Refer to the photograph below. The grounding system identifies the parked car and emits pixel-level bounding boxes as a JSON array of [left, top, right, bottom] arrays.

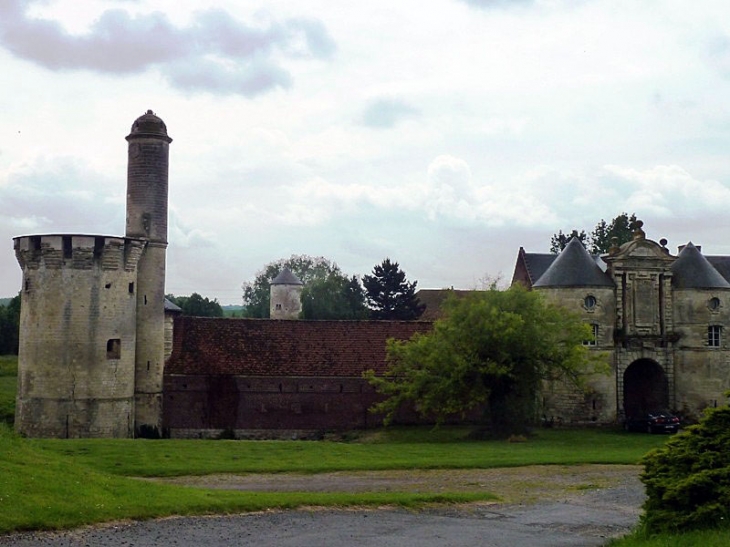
[[624, 410, 680, 434]]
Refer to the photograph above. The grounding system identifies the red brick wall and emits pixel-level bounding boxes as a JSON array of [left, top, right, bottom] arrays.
[[163, 317, 433, 434]]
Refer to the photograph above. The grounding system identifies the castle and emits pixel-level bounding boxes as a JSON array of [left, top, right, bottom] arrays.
[[13, 113, 730, 438], [513, 228, 730, 424]]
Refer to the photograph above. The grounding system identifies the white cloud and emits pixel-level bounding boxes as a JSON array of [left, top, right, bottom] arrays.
[[361, 98, 420, 128]]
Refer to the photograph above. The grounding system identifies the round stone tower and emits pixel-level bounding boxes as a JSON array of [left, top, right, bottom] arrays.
[[126, 110, 172, 437], [270, 269, 304, 319]]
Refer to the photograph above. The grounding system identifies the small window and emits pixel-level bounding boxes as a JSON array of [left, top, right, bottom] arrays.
[[708, 326, 722, 348], [128, 282, 134, 294], [584, 295, 597, 310], [709, 297, 721, 311], [275, 303, 282, 310], [62, 236, 72, 260], [106, 339, 121, 359], [583, 324, 599, 346]]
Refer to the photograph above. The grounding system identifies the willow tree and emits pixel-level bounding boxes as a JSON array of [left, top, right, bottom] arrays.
[[366, 286, 605, 436]]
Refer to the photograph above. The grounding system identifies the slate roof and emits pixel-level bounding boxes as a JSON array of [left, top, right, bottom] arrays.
[[271, 268, 303, 285], [164, 298, 182, 313], [671, 243, 730, 289], [706, 256, 730, 284], [533, 237, 614, 288], [166, 316, 432, 377]]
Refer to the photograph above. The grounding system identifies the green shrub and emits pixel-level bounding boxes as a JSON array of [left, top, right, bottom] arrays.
[[640, 405, 730, 533]]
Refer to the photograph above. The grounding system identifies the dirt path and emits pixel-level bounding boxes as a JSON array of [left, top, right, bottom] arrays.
[[150, 463, 642, 505], [1, 465, 645, 547]]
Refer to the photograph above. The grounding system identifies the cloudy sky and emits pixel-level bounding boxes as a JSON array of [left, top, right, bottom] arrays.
[[2, 0, 730, 304]]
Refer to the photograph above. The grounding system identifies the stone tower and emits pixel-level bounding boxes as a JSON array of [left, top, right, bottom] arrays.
[[13, 235, 145, 437], [125, 110, 172, 437], [12, 110, 171, 438], [270, 269, 303, 319]]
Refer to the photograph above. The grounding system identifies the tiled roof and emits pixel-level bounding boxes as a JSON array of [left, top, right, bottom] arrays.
[[672, 243, 730, 289], [166, 317, 432, 377], [271, 268, 304, 285], [533, 237, 614, 288], [164, 298, 182, 313], [706, 256, 730, 284], [415, 289, 472, 320]]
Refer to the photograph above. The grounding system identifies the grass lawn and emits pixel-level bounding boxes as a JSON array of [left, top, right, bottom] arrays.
[[608, 528, 730, 547], [0, 355, 16, 425], [1, 422, 669, 536], [31, 427, 669, 477]]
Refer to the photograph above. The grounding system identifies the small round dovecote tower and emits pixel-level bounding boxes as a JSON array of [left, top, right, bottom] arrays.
[[126, 110, 172, 437], [270, 269, 303, 319], [12, 110, 172, 438]]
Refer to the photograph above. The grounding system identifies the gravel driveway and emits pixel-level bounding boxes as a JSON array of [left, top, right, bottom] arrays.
[[0, 465, 644, 547]]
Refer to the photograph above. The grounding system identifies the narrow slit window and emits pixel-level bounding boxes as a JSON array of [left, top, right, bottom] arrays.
[[62, 236, 72, 260]]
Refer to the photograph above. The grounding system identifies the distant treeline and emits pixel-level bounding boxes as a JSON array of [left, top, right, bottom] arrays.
[[0, 295, 20, 355]]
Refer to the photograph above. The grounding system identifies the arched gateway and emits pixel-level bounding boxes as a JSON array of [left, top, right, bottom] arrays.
[[623, 359, 669, 418]]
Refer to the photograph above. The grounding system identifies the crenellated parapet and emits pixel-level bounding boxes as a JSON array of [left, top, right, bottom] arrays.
[[14, 234, 146, 272]]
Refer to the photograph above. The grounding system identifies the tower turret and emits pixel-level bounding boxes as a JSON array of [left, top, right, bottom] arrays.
[[126, 110, 172, 437], [270, 269, 304, 319]]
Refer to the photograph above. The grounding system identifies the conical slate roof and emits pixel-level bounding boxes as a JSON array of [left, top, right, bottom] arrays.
[[533, 237, 614, 288], [271, 268, 303, 286], [671, 242, 730, 289]]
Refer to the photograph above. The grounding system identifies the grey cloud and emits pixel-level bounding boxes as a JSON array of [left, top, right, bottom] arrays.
[[0, 0, 335, 96], [361, 98, 419, 128], [163, 57, 293, 96]]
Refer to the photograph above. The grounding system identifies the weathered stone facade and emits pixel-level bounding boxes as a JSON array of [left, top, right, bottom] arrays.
[[513, 224, 730, 424], [13, 111, 172, 438], [269, 269, 303, 319]]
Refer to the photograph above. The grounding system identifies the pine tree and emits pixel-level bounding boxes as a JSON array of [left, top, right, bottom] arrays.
[[363, 259, 425, 320]]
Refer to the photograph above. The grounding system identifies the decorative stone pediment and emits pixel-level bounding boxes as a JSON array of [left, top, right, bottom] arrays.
[[602, 220, 674, 273]]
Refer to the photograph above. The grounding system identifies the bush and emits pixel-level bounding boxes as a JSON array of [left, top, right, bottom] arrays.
[[640, 404, 730, 533]]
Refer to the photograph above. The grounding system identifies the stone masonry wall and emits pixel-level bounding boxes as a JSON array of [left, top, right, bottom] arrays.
[[14, 234, 144, 437], [535, 286, 616, 423], [672, 287, 730, 420]]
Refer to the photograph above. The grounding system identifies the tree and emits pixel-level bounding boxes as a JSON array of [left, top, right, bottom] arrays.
[[301, 274, 369, 320], [242, 255, 366, 319], [589, 212, 637, 254], [550, 213, 637, 254], [365, 287, 604, 436], [362, 259, 425, 320], [641, 402, 730, 533], [166, 293, 223, 317], [550, 229, 588, 254], [0, 294, 20, 355]]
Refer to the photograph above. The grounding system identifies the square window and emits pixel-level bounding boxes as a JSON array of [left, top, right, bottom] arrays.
[[708, 326, 722, 348], [583, 324, 598, 346]]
